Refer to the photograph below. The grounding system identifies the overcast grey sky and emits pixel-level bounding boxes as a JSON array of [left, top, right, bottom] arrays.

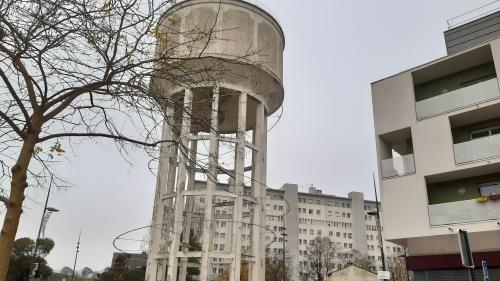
[[6, 0, 495, 272]]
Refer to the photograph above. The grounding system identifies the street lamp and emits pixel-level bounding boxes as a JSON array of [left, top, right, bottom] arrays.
[[368, 174, 386, 272], [31, 176, 59, 279]]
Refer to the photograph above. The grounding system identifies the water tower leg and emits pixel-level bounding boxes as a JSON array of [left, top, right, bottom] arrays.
[[251, 100, 266, 281], [146, 105, 175, 281], [199, 87, 220, 281], [230, 92, 247, 281], [167, 89, 193, 281], [179, 138, 198, 281]]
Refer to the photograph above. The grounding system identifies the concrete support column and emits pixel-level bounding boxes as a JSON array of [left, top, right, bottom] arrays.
[[167, 89, 193, 281], [200, 86, 220, 281], [250, 101, 266, 281], [146, 105, 176, 281], [230, 92, 247, 281], [179, 137, 198, 281]]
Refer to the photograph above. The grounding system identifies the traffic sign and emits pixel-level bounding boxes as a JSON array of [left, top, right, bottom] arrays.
[[377, 271, 391, 280], [482, 260, 489, 281]]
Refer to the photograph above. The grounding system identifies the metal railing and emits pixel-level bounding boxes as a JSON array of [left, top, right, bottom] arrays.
[[380, 154, 415, 179], [454, 133, 500, 164], [447, 0, 500, 29], [416, 78, 500, 120]]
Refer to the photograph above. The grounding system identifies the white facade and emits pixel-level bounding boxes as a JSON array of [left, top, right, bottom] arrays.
[[372, 34, 500, 279], [264, 185, 404, 278]]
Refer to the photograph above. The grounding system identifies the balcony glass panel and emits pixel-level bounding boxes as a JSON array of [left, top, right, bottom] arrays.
[[416, 78, 500, 119], [428, 199, 500, 225], [381, 154, 415, 178], [454, 133, 500, 164]]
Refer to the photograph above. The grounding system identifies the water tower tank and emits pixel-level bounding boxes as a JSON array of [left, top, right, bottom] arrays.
[[147, 1, 284, 281]]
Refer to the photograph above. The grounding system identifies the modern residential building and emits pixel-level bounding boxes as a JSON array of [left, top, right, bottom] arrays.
[[372, 8, 500, 281], [198, 181, 404, 281]]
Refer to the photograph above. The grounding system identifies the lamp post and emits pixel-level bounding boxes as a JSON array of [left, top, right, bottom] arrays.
[[71, 230, 82, 281], [367, 174, 386, 272], [31, 176, 59, 279]]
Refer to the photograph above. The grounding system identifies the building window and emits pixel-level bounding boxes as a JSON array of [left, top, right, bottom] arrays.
[[479, 182, 500, 196], [317, 230, 322, 236], [310, 229, 314, 235], [309, 209, 313, 214], [316, 210, 321, 215]]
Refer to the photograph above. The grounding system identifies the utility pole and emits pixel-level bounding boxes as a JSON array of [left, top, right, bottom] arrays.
[[368, 174, 386, 271], [71, 230, 82, 281], [30, 175, 54, 280]]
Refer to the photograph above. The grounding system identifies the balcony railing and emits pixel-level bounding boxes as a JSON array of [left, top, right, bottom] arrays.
[[416, 78, 500, 119], [381, 154, 415, 179], [428, 198, 500, 225], [454, 133, 500, 164]]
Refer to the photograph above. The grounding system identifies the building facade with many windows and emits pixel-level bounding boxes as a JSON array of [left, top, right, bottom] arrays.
[[201, 181, 403, 280], [372, 10, 500, 281], [264, 184, 403, 280]]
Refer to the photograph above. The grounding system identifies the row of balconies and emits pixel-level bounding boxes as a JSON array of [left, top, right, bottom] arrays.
[[382, 75, 500, 178], [381, 128, 500, 178], [380, 54, 500, 226]]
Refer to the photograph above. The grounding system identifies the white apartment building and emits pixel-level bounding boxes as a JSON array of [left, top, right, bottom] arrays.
[[372, 9, 500, 281], [199, 181, 404, 280], [265, 184, 403, 280]]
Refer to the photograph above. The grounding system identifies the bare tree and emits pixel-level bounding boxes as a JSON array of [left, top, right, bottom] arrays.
[[265, 250, 291, 281], [386, 255, 411, 281], [0, 0, 253, 278], [297, 260, 311, 281], [350, 249, 375, 272], [304, 236, 340, 281]]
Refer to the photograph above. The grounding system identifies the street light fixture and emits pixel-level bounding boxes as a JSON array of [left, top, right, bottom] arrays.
[[31, 176, 60, 279]]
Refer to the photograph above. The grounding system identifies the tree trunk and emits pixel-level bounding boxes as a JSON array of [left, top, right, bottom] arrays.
[[0, 132, 38, 281]]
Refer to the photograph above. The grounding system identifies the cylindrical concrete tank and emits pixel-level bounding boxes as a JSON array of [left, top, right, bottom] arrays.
[[153, 0, 284, 132], [147, 1, 284, 281]]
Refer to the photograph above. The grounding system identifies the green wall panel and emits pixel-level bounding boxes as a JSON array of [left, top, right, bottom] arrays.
[[414, 62, 496, 102], [452, 117, 500, 144], [427, 173, 500, 205]]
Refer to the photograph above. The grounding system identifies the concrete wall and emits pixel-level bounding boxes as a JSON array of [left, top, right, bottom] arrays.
[[281, 184, 299, 281], [325, 266, 378, 281], [348, 192, 368, 256]]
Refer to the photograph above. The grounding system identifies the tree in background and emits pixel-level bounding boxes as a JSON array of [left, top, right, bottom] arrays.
[[304, 236, 340, 281], [7, 237, 54, 281], [217, 266, 248, 281], [350, 249, 375, 272], [0, 0, 256, 278], [386, 255, 412, 281], [297, 260, 311, 281], [100, 254, 145, 281], [265, 250, 291, 281]]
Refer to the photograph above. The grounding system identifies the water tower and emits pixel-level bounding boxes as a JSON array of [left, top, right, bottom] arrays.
[[146, 1, 284, 281]]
